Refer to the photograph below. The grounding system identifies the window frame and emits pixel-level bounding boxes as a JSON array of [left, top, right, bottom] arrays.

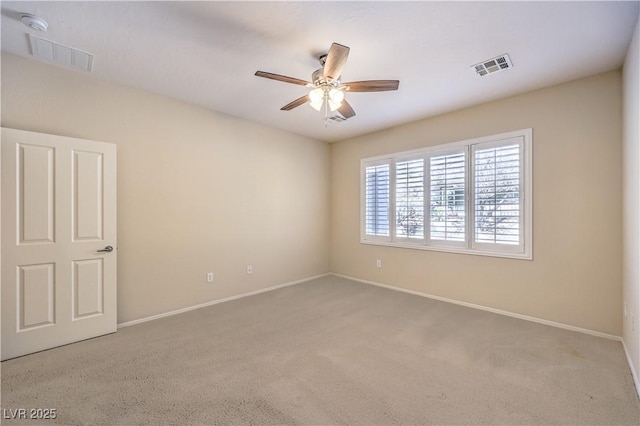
[[470, 137, 526, 255], [360, 129, 532, 260]]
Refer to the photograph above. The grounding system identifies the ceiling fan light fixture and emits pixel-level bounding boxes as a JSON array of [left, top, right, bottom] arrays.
[[309, 87, 324, 102], [327, 87, 344, 111], [309, 87, 325, 110], [328, 98, 342, 111], [309, 99, 323, 111], [329, 88, 344, 104], [309, 87, 326, 111], [328, 88, 344, 111]]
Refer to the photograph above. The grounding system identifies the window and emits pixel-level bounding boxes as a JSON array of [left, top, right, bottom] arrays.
[[364, 162, 390, 238], [472, 142, 522, 252], [395, 158, 424, 240], [361, 129, 532, 259], [429, 151, 465, 246]]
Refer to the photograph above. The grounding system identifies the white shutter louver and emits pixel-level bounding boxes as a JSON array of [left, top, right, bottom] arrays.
[[430, 152, 466, 242], [474, 143, 521, 246], [395, 158, 424, 239], [365, 163, 390, 237]]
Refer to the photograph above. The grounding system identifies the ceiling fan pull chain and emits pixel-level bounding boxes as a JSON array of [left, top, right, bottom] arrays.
[[324, 91, 329, 127]]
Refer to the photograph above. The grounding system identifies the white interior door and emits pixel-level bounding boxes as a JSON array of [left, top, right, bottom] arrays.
[[1, 127, 117, 360]]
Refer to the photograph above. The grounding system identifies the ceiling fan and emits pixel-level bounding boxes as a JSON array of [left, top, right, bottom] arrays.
[[255, 42, 399, 121]]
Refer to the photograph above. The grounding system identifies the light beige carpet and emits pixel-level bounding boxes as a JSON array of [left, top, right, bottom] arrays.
[[2, 275, 639, 425]]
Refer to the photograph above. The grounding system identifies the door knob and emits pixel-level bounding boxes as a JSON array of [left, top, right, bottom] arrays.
[[97, 245, 114, 253]]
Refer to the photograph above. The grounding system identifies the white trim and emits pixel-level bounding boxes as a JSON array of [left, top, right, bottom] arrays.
[[362, 128, 531, 164], [117, 273, 330, 328], [622, 338, 640, 399], [361, 239, 533, 260], [332, 273, 621, 341]]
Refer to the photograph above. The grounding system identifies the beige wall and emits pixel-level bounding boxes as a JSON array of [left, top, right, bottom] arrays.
[[623, 15, 640, 384], [1, 53, 331, 324], [1, 52, 627, 337], [331, 71, 623, 335]]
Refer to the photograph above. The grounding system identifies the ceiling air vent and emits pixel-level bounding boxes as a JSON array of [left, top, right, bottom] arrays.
[[28, 34, 93, 72], [472, 54, 512, 77], [328, 113, 347, 122]]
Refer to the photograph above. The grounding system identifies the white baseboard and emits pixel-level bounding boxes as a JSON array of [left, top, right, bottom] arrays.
[[332, 273, 622, 342], [622, 338, 640, 399], [118, 273, 330, 329]]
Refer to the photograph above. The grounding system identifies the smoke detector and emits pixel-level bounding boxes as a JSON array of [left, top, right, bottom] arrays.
[[21, 14, 48, 32], [472, 54, 513, 77]]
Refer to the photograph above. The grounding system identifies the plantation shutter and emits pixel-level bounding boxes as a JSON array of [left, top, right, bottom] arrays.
[[360, 129, 531, 259], [364, 163, 390, 237], [429, 151, 466, 244], [395, 158, 424, 239], [473, 140, 522, 248]]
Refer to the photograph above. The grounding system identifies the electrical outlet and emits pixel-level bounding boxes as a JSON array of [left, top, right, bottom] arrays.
[[624, 302, 627, 318], [632, 313, 635, 332], [207, 272, 214, 283], [376, 259, 382, 268], [247, 265, 253, 275]]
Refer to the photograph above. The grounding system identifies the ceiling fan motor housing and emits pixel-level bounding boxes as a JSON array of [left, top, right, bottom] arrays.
[[312, 68, 342, 88], [312, 68, 324, 85]]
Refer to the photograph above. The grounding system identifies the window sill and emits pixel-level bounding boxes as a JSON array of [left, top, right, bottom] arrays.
[[360, 239, 532, 261]]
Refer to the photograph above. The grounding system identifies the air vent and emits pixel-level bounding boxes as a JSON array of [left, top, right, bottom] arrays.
[[328, 113, 347, 122], [471, 54, 512, 77], [28, 34, 93, 72]]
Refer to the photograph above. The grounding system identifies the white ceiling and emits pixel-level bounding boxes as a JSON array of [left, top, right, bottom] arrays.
[[1, 1, 638, 142]]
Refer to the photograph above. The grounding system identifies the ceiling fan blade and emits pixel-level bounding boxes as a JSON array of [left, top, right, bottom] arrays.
[[255, 71, 312, 87], [323, 43, 350, 82], [342, 80, 400, 92], [281, 95, 310, 111], [338, 99, 356, 119]]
